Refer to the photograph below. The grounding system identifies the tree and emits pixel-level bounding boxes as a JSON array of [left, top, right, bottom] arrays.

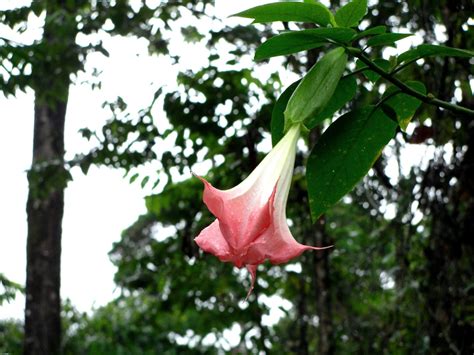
[[0, 1, 197, 352]]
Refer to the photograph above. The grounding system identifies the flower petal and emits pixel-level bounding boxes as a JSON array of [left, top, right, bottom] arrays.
[[251, 222, 332, 265], [196, 175, 274, 253], [194, 219, 234, 263]]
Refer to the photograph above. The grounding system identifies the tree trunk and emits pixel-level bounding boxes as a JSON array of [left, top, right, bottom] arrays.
[[23, 4, 72, 353], [24, 96, 68, 355]]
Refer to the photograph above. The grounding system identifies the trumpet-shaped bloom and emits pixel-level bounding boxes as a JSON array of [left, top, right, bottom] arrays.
[[195, 125, 330, 298]]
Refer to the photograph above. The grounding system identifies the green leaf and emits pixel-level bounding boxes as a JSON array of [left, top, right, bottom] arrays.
[[285, 47, 347, 127], [384, 81, 426, 130], [129, 173, 139, 184], [255, 28, 356, 61], [335, 0, 368, 28], [352, 25, 386, 40], [141, 176, 150, 188], [355, 58, 391, 82], [256, 37, 324, 62], [307, 107, 397, 220], [306, 75, 357, 129], [271, 80, 300, 146], [234, 2, 332, 26], [397, 44, 474, 64], [366, 33, 412, 47]]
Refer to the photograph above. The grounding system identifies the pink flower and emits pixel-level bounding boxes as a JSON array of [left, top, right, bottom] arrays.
[[195, 125, 331, 298]]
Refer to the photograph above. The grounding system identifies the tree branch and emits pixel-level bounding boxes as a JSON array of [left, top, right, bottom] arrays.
[[346, 47, 474, 117]]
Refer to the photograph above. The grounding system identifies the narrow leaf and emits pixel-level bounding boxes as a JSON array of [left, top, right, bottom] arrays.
[[307, 107, 397, 220], [141, 176, 150, 188], [256, 36, 324, 62], [129, 173, 139, 184], [285, 47, 348, 127], [256, 28, 356, 61], [306, 75, 357, 129], [366, 33, 412, 47], [234, 2, 332, 26], [335, 0, 368, 28], [397, 44, 474, 64], [271, 80, 300, 146], [352, 25, 386, 40], [384, 81, 426, 130]]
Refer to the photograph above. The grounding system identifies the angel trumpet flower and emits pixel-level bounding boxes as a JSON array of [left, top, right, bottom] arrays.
[[195, 124, 331, 298]]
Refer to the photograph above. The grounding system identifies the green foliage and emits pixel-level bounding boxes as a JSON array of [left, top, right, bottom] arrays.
[[246, 0, 472, 220], [272, 75, 356, 144], [305, 75, 357, 129], [397, 44, 474, 64], [145, 179, 203, 225], [75, 96, 160, 174], [355, 58, 392, 82], [234, 2, 333, 26], [27, 164, 72, 200], [285, 47, 347, 127], [255, 27, 356, 61], [334, 0, 367, 28], [366, 33, 412, 48], [0, 274, 23, 306], [307, 107, 397, 220], [352, 25, 386, 40], [0, 319, 23, 353], [383, 81, 426, 130]]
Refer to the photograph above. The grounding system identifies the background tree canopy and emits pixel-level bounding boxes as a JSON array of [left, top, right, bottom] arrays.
[[1, 0, 473, 354]]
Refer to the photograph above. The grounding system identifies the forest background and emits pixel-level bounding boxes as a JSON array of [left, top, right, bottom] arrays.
[[1, 0, 473, 353]]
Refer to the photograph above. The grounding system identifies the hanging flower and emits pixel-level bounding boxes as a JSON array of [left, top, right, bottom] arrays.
[[195, 124, 331, 298]]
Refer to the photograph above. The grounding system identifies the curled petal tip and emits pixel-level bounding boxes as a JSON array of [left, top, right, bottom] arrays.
[[310, 244, 334, 250], [245, 265, 257, 301], [244, 286, 254, 302], [192, 171, 204, 181]]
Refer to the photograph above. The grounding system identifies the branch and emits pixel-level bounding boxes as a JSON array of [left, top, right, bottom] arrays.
[[346, 47, 474, 117], [390, 58, 419, 75]]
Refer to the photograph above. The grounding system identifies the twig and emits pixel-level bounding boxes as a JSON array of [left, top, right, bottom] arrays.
[[345, 47, 474, 117]]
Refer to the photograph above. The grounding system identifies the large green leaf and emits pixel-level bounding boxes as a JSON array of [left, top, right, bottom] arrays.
[[307, 107, 397, 220], [256, 28, 356, 61], [271, 80, 300, 146], [285, 47, 347, 127], [334, 0, 367, 28], [234, 2, 332, 26], [397, 44, 474, 64], [306, 75, 357, 129], [366, 33, 412, 47], [384, 81, 426, 130]]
